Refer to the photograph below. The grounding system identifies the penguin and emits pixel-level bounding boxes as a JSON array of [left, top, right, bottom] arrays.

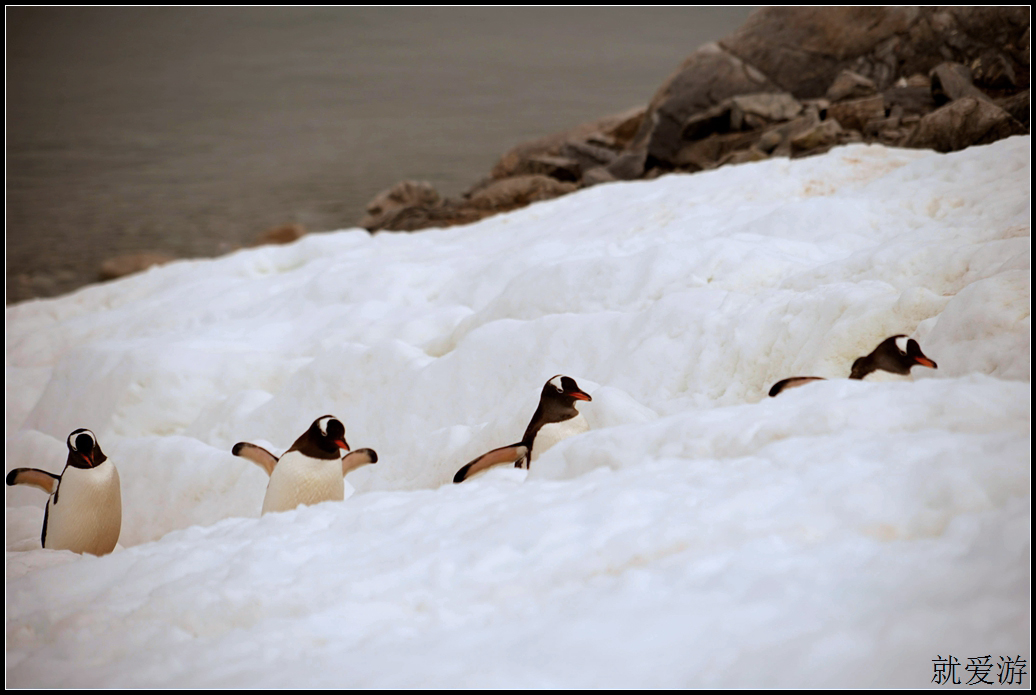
[[5, 428, 121, 555], [453, 375, 592, 483], [769, 335, 938, 396], [232, 415, 378, 515]]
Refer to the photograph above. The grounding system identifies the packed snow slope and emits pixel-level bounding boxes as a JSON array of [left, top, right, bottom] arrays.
[[6, 138, 1030, 687]]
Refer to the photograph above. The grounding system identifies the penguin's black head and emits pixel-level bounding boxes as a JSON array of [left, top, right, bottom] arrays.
[[311, 415, 350, 455], [542, 375, 593, 404], [66, 428, 107, 468]]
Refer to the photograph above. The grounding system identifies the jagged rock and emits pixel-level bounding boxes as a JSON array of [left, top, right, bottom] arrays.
[[254, 223, 305, 246], [99, 252, 176, 281], [374, 203, 487, 233], [721, 7, 918, 97], [790, 119, 843, 154], [559, 141, 618, 172], [719, 147, 770, 166], [675, 130, 761, 171], [511, 154, 582, 182], [906, 97, 1027, 152], [630, 43, 778, 167], [606, 150, 648, 181], [883, 86, 936, 116], [361, 180, 441, 230], [828, 95, 887, 132], [581, 166, 617, 186], [467, 175, 578, 212], [931, 62, 992, 105], [491, 107, 645, 180], [995, 90, 1030, 127], [971, 49, 1020, 90], [827, 70, 879, 102]]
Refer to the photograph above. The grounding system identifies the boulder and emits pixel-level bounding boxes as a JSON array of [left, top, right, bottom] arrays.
[[468, 175, 578, 212], [826, 70, 879, 102], [630, 43, 778, 167], [827, 94, 886, 132], [930, 62, 992, 105], [906, 97, 1027, 152], [360, 180, 441, 231]]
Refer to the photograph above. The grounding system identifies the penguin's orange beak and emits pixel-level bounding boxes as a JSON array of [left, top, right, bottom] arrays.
[[335, 438, 350, 452], [568, 390, 592, 401], [914, 356, 937, 369]]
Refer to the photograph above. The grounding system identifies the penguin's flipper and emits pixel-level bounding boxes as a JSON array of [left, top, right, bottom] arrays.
[[342, 448, 378, 475], [768, 376, 825, 397], [232, 442, 279, 476], [453, 444, 529, 483], [6, 467, 60, 494]]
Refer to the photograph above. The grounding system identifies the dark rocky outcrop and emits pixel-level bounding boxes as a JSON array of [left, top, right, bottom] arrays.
[[98, 252, 177, 281], [361, 6, 1029, 234]]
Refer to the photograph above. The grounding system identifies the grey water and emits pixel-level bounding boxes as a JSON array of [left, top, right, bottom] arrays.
[[7, 7, 755, 303]]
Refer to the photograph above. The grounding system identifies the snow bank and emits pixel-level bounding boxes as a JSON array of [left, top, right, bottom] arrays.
[[6, 138, 1030, 687]]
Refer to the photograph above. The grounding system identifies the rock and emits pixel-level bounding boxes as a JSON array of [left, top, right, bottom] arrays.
[[559, 141, 618, 172], [606, 150, 648, 181], [826, 70, 879, 102], [581, 166, 617, 187], [827, 94, 886, 132], [721, 7, 917, 97], [906, 97, 1027, 152], [883, 86, 936, 116], [675, 130, 762, 171], [995, 90, 1030, 127], [719, 147, 770, 166], [361, 180, 441, 230], [511, 154, 582, 182], [970, 49, 1019, 90], [253, 223, 305, 246], [631, 43, 778, 166], [930, 62, 992, 105], [467, 175, 578, 212], [374, 203, 487, 233], [491, 106, 645, 180], [99, 252, 176, 281], [790, 119, 843, 154]]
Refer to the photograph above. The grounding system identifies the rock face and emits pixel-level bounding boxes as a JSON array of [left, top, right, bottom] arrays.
[[361, 6, 1030, 234]]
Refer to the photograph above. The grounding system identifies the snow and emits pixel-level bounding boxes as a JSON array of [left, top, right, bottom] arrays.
[[6, 137, 1030, 687]]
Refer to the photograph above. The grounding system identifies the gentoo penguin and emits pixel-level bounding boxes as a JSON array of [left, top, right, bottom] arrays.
[[768, 335, 938, 396], [453, 375, 592, 483], [5, 428, 121, 555], [232, 415, 378, 515]]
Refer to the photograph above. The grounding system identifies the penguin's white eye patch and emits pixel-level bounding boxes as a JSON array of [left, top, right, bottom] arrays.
[[548, 375, 564, 391], [316, 416, 333, 436], [894, 336, 909, 354], [68, 429, 95, 452]]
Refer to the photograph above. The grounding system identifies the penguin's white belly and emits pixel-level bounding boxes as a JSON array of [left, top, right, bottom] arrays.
[[531, 413, 590, 461], [262, 451, 344, 515], [44, 461, 121, 556]]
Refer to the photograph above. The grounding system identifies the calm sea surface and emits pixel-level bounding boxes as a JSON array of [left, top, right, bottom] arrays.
[[7, 7, 754, 303]]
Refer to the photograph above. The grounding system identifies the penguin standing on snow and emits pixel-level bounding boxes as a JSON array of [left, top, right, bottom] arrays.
[[768, 335, 938, 396], [6, 428, 122, 555], [232, 415, 378, 515], [453, 375, 592, 483]]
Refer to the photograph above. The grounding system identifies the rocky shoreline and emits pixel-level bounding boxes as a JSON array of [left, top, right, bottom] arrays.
[[360, 7, 1029, 234], [77, 7, 1031, 285]]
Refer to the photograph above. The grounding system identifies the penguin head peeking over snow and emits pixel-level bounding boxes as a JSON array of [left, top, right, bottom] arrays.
[[453, 375, 593, 483], [769, 335, 938, 396], [848, 335, 938, 380]]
